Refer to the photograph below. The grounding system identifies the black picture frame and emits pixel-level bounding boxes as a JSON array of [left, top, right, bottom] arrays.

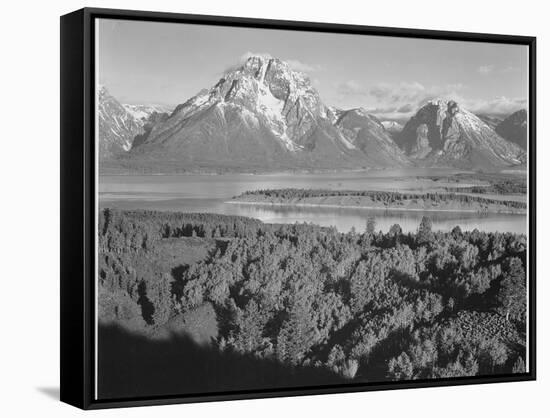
[[60, 7, 536, 410]]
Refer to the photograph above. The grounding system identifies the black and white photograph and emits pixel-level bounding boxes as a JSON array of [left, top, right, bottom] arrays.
[[94, 16, 531, 400], [2, 0, 548, 415]]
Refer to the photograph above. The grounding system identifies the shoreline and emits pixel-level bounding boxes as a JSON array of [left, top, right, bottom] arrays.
[[226, 199, 526, 215], [98, 167, 473, 177]]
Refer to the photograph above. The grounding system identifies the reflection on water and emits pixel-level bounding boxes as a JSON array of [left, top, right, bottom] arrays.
[[99, 172, 527, 234], [99, 197, 526, 234], [99, 169, 467, 198]]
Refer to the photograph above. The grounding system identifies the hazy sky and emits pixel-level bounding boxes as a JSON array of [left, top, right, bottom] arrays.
[[97, 18, 528, 120]]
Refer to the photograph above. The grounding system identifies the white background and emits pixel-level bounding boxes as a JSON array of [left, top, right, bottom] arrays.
[[0, 0, 546, 416]]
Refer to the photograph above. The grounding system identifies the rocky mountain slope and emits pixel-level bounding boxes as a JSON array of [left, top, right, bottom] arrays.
[[395, 100, 525, 169], [127, 55, 410, 171], [495, 109, 528, 150], [334, 109, 410, 166], [476, 114, 504, 130], [98, 86, 144, 160]]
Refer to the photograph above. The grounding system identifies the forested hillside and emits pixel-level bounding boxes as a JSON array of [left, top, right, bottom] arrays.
[[98, 209, 527, 391]]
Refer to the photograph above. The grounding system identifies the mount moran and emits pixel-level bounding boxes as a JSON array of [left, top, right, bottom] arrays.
[[98, 55, 526, 173]]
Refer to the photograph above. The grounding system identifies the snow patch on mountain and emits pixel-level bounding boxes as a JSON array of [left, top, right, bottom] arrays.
[[123, 104, 174, 122], [381, 120, 404, 133]]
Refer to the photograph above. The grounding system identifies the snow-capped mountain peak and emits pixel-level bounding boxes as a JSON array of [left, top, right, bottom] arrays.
[[167, 54, 328, 152], [395, 99, 525, 168]]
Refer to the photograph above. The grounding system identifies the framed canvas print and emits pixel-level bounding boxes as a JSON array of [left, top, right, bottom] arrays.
[[60, 7, 536, 409]]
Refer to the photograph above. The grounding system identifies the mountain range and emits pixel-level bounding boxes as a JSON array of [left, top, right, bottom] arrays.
[[98, 55, 527, 173], [394, 100, 525, 169], [495, 109, 528, 150]]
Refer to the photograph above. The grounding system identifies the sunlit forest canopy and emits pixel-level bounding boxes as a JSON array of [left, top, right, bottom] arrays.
[[98, 209, 527, 384]]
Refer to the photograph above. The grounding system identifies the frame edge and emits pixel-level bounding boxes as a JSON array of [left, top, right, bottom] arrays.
[[60, 8, 93, 410], [61, 7, 537, 409]]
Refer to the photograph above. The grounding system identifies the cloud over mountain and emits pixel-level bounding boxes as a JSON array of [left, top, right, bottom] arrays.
[[463, 97, 527, 117], [336, 79, 526, 121], [223, 52, 322, 75], [336, 80, 465, 121]]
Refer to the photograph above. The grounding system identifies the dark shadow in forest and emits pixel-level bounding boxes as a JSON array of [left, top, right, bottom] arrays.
[[98, 323, 344, 400], [137, 281, 155, 325], [170, 264, 189, 300], [358, 327, 413, 381]]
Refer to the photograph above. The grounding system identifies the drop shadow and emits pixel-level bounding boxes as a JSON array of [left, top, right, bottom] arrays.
[[36, 386, 60, 400]]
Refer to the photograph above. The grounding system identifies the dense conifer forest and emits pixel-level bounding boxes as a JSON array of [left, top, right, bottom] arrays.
[[232, 188, 526, 212], [98, 209, 527, 389]]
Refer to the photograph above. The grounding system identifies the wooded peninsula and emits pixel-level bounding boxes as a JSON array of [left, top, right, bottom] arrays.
[[230, 189, 527, 214]]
